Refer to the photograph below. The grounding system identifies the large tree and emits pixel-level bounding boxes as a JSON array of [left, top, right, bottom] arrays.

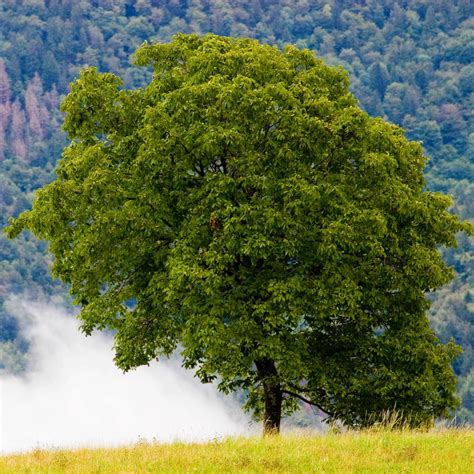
[[6, 34, 472, 434]]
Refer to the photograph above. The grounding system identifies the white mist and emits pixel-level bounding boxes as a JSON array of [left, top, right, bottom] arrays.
[[0, 300, 250, 453]]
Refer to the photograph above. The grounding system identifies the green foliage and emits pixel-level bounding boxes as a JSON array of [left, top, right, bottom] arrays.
[[7, 34, 472, 429]]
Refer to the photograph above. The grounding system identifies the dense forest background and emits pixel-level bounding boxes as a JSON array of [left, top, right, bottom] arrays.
[[0, 0, 472, 423]]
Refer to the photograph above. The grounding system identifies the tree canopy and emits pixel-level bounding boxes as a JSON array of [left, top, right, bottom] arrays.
[[6, 34, 472, 434]]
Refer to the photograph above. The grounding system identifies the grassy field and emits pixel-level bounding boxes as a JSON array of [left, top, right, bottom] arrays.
[[1, 429, 472, 473]]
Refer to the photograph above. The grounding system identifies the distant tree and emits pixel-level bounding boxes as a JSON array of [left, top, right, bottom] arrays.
[[369, 62, 390, 98], [384, 82, 407, 124], [41, 51, 60, 90], [0, 60, 11, 105], [436, 103, 467, 154], [25, 74, 46, 139], [411, 119, 443, 151], [44, 85, 60, 112], [414, 68, 429, 92], [6, 34, 472, 435], [9, 100, 27, 161], [402, 86, 420, 117]]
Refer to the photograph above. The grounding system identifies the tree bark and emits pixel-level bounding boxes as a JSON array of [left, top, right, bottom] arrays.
[[255, 358, 282, 435]]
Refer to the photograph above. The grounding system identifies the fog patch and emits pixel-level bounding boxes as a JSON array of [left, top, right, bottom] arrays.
[[0, 300, 251, 453]]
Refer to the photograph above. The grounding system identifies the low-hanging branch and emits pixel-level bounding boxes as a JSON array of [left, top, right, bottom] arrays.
[[282, 389, 334, 417]]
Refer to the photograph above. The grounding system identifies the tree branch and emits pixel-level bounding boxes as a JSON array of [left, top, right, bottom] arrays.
[[282, 389, 334, 417], [196, 160, 206, 177]]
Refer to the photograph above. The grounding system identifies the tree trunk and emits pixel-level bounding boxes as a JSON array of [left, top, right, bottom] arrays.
[[255, 358, 282, 435]]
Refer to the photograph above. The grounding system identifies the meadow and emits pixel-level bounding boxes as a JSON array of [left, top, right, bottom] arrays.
[[1, 429, 472, 473]]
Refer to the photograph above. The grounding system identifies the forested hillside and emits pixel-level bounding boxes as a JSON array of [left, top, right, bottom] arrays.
[[0, 0, 472, 422]]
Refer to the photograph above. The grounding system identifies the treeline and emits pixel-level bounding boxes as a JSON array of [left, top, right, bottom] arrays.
[[0, 0, 472, 422]]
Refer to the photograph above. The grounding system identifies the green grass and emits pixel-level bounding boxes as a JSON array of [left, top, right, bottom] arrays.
[[1, 429, 472, 473]]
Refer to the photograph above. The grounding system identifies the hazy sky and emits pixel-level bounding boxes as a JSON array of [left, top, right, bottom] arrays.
[[0, 300, 251, 453]]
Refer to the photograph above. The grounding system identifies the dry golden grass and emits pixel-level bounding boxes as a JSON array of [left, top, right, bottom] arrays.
[[1, 429, 472, 473]]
